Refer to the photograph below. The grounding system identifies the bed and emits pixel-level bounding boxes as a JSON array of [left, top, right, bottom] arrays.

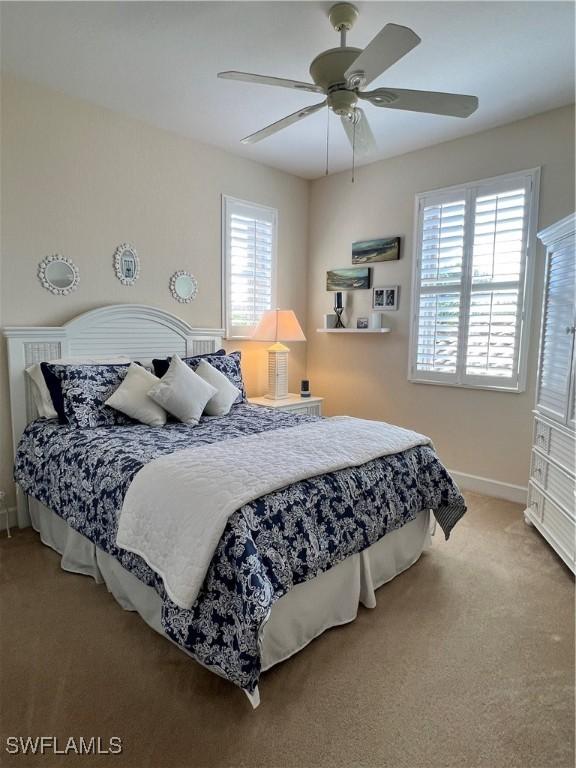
[[5, 304, 466, 706]]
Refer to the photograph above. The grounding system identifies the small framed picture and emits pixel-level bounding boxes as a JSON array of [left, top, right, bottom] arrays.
[[356, 317, 369, 329], [372, 285, 399, 311], [122, 256, 135, 279]]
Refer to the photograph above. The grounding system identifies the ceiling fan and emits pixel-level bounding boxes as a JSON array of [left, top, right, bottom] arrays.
[[218, 3, 478, 158]]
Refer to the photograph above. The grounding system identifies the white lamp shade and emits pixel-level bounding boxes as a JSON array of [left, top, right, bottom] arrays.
[[251, 309, 306, 342]]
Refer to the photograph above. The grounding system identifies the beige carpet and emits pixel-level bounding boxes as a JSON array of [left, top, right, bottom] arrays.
[[0, 492, 573, 768]]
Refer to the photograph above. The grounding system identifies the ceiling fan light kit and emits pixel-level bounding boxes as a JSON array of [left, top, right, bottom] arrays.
[[218, 2, 479, 174]]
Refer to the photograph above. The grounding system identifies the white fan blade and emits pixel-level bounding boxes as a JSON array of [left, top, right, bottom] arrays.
[[218, 71, 324, 94], [344, 24, 421, 87], [242, 101, 327, 144], [359, 87, 478, 117], [340, 108, 377, 157]]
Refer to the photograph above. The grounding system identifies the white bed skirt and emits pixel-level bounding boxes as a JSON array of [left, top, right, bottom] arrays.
[[28, 498, 432, 705]]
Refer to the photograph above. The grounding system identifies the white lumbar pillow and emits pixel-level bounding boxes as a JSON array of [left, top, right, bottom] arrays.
[[105, 362, 167, 427], [147, 355, 217, 426], [194, 360, 241, 417], [26, 356, 132, 419]]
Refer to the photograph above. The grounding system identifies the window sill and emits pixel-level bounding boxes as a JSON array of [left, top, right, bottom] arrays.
[[408, 376, 525, 394]]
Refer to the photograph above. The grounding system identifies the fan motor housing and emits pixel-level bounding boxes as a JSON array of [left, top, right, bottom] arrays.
[[327, 89, 358, 117], [309, 47, 362, 92]]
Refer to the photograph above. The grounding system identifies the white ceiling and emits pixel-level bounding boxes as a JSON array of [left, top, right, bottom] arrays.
[[1, 2, 574, 179]]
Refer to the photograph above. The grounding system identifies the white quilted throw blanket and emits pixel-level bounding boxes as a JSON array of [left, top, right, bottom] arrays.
[[116, 416, 431, 609]]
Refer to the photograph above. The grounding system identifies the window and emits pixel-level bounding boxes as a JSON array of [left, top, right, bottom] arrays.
[[222, 196, 277, 339], [409, 168, 540, 392]]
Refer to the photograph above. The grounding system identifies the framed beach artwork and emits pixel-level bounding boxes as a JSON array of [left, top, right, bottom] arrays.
[[326, 267, 371, 291], [372, 285, 399, 311], [352, 237, 400, 264]]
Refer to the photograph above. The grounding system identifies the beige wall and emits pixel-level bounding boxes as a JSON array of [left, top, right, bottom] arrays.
[[307, 105, 575, 488], [1, 74, 573, 505], [0, 75, 309, 506]]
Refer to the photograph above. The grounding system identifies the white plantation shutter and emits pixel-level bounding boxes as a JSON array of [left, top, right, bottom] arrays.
[[536, 241, 576, 422], [416, 197, 465, 377], [410, 169, 539, 391], [465, 288, 520, 378], [223, 196, 277, 338], [416, 292, 461, 374]]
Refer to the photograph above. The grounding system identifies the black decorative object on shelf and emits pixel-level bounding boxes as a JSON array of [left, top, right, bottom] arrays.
[[334, 291, 345, 328], [300, 380, 311, 398]]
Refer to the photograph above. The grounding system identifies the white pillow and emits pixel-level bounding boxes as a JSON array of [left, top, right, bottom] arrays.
[[194, 360, 241, 417], [26, 356, 132, 419], [105, 363, 167, 427], [147, 355, 217, 426]]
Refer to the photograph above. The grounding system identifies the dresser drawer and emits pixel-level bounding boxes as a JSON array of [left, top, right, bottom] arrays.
[[530, 450, 576, 519], [528, 485, 576, 566], [534, 418, 551, 453], [533, 416, 575, 476]]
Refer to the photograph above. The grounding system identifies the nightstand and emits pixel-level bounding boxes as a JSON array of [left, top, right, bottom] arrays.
[[248, 393, 323, 417]]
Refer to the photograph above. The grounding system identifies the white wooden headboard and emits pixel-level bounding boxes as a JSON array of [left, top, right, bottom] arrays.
[[3, 304, 224, 526]]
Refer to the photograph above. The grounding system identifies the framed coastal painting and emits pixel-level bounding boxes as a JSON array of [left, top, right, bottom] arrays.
[[326, 267, 371, 291], [352, 237, 400, 264]]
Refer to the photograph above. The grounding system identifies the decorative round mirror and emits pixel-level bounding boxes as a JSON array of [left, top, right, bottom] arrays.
[[38, 255, 80, 295], [113, 243, 140, 286], [170, 271, 198, 303]]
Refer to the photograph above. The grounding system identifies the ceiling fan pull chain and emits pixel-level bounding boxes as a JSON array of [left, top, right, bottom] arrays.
[[351, 114, 356, 183], [325, 108, 330, 176]]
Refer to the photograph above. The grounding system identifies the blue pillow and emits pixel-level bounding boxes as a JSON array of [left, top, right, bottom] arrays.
[[41, 363, 132, 427], [40, 362, 67, 424], [151, 348, 226, 379], [152, 351, 246, 403]]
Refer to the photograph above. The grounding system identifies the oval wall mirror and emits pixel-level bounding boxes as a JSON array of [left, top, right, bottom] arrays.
[[169, 271, 198, 303], [113, 243, 140, 286], [38, 255, 80, 295]]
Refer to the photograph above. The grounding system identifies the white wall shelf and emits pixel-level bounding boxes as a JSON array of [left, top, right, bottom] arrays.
[[316, 328, 391, 334]]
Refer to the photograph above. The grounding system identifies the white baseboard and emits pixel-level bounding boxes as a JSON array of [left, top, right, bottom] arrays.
[[448, 470, 528, 505]]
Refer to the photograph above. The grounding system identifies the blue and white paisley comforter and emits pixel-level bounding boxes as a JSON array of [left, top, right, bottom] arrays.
[[14, 404, 465, 694]]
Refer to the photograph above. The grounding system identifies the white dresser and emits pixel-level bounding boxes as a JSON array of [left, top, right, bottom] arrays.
[[525, 213, 575, 572]]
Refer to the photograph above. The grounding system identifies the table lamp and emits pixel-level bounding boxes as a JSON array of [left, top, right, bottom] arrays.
[[251, 309, 306, 399]]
